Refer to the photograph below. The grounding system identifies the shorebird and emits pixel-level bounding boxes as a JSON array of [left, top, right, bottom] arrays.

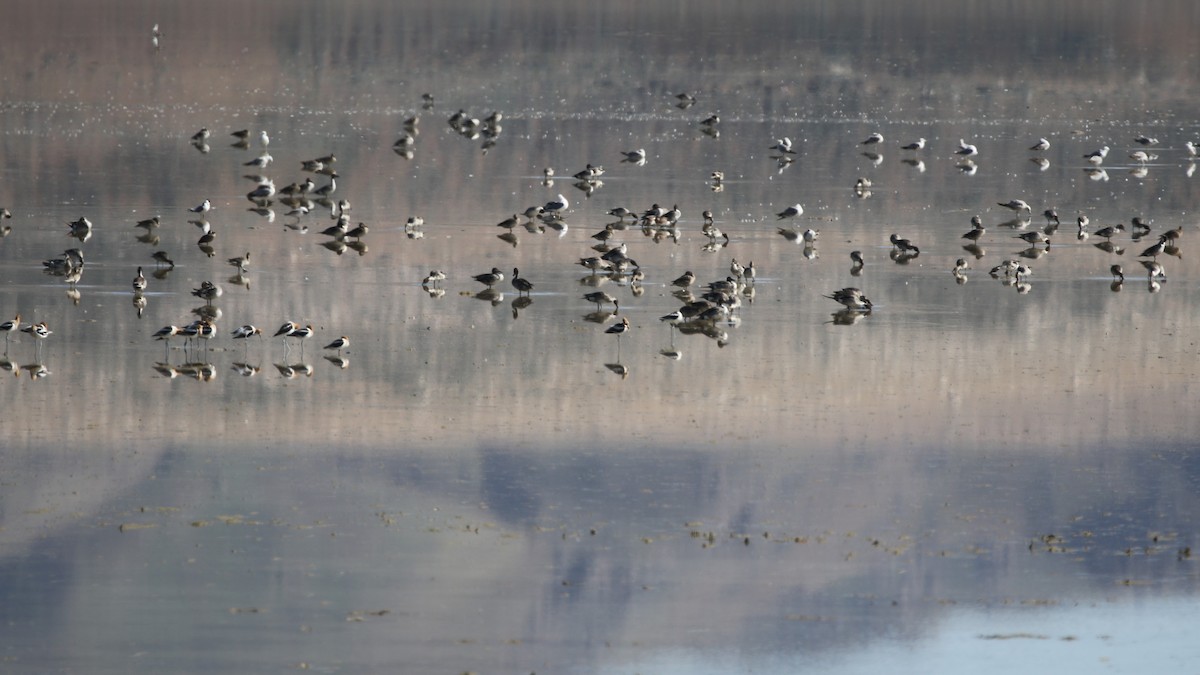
[[700, 113, 720, 126], [861, 132, 884, 145], [729, 259, 744, 279], [769, 138, 795, 154], [1, 314, 19, 343], [473, 267, 504, 288], [1083, 146, 1110, 164], [153, 325, 180, 344], [963, 217, 985, 242], [511, 268, 533, 296], [605, 316, 631, 336], [889, 233, 920, 254], [953, 259, 969, 274], [776, 204, 803, 220], [1187, 141, 1199, 158], [422, 270, 446, 286], [802, 228, 820, 243], [583, 291, 618, 308], [1030, 137, 1050, 152], [1016, 231, 1051, 245], [850, 250, 865, 267], [825, 287, 872, 310], [21, 322, 51, 342], [227, 252, 250, 272], [132, 267, 147, 291], [998, 199, 1032, 214], [900, 138, 925, 150], [189, 199, 212, 214], [1141, 260, 1166, 279], [1094, 223, 1124, 239], [191, 281, 222, 304], [323, 336, 349, 353], [1043, 209, 1061, 226], [672, 271, 696, 287], [496, 214, 520, 230], [231, 325, 263, 340], [621, 148, 646, 164], [956, 139, 978, 156], [1110, 264, 1125, 282]]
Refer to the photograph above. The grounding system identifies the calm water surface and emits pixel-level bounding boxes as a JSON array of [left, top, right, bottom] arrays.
[[2, 1, 1199, 672]]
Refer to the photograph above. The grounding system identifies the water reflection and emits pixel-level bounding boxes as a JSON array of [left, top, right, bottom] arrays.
[[3, 0, 1200, 671]]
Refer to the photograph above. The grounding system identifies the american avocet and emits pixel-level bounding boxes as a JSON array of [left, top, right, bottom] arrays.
[[473, 268, 504, 288], [605, 316, 631, 336], [231, 325, 263, 340], [153, 325, 179, 341], [1, 314, 19, 344], [323, 336, 349, 353], [21, 322, 51, 341], [132, 267, 147, 291], [274, 321, 299, 337], [511, 268, 533, 296], [861, 132, 884, 145], [660, 310, 685, 325], [189, 199, 212, 214], [776, 204, 803, 220], [1030, 137, 1050, 152]]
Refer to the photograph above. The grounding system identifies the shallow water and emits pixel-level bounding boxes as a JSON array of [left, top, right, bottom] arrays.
[[2, 1, 1200, 672]]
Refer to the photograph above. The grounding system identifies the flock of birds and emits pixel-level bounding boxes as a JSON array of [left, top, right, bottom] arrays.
[[1, 78, 1195, 380]]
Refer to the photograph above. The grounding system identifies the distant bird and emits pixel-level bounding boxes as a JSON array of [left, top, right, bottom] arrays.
[[1094, 223, 1124, 239], [1129, 150, 1151, 164], [802, 228, 819, 244], [1016, 231, 1051, 244], [621, 148, 646, 164], [511, 268, 533, 296], [776, 204, 803, 220], [132, 267, 146, 291], [191, 128, 210, 143], [422, 270, 446, 286], [152, 251, 175, 268], [273, 321, 299, 337], [1141, 260, 1166, 278], [1139, 238, 1167, 259], [473, 267, 504, 288], [1110, 264, 1125, 282], [998, 199, 1032, 214], [606, 206, 635, 221], [1187, 141, 1199, 158], [496, 214, 520, 230], [890, 233, 919, 254], [700, 113, 720, 126], [323, 336, 350, 353], [605, 316, 631, 336], [1134, 135, 1159, 146], [956, 139, 978, 156], [227, 252, 250, 272], [900, 138, 925, 151], [153, 325, 180, 342], [544, 194, 569, 213], [190, 281, 221, 304], [1083, 146, 1110, 164], [861, 132, 884, 145], [583, 291, 618, 308], [825, 287, 872, 310], [962, 217, 985, 242], [259, 130, 270, 148], [953, 259, 969, 275], [850, 250, 865, 267], [1, 314, 19, 343], [672, 271, 696, 287], [1043, 209, 1061, 226], [769, 138, 795, 154], [20, 321, 51, 341], [231, 325, 263, 340], [1029, 137, 1051, 152]]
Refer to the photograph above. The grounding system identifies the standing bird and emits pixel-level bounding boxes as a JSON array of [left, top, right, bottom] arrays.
[[776, 204, 803, 220], [1, 314, 19, 344], [900, 138, 926, 151], [621, 148, 647, 164], [189, 199, 212, 214], [850, 250, 865, 267], [228, 252, 250, 273], [861, 132, 884, 145], [21, 321, 52, 342], [473, 267, 505, 288], [132, 267, 147, 291], [1110, 264, 1125, 282], [323, 336, 350, 353], [605, 316, 631, 336], [825, 288, 872, 310], [232, 325, 263, 340], [998, 199, 1032, 215], [511, 268, 533, 296]]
